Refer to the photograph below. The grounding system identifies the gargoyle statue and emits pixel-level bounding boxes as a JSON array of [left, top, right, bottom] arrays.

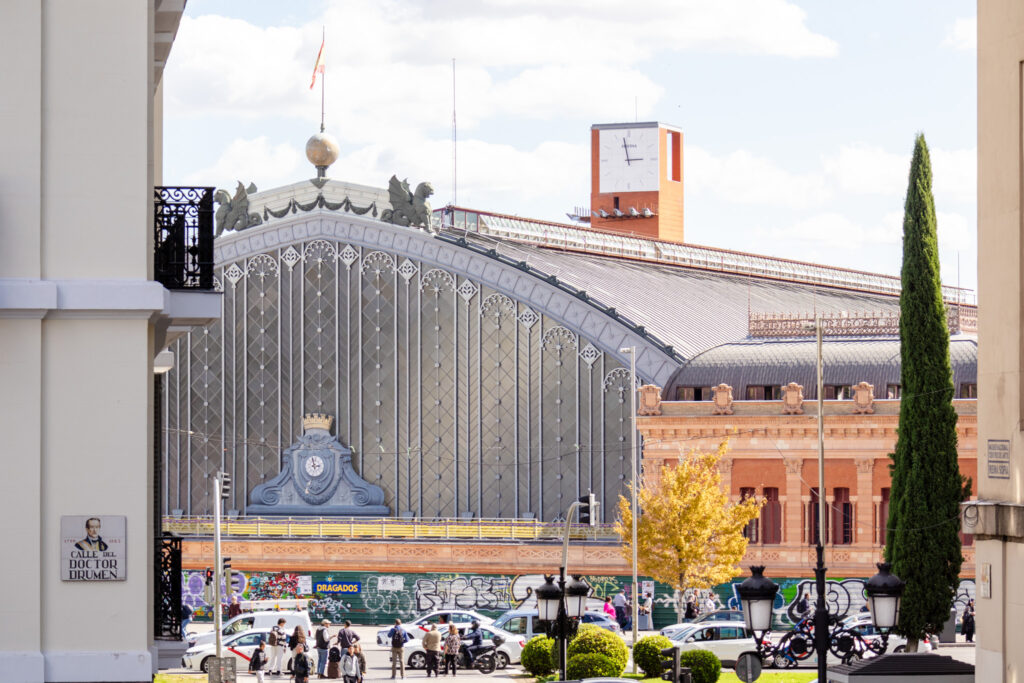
[[381, 175, 434, 229], [214, 181, 262, 236]]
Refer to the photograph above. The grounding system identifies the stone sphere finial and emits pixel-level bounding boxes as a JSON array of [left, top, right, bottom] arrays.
[[305, 130, 340, 179]]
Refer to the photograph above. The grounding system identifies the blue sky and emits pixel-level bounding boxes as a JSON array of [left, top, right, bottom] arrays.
[[163, 0, 977, 292]]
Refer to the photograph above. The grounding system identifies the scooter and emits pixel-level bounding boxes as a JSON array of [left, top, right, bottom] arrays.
[[456, 635, 504, 674]]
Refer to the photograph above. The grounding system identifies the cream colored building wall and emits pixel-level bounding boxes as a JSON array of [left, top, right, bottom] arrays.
[[0, 1, 162, 681], [978, 1, 1024, 680]]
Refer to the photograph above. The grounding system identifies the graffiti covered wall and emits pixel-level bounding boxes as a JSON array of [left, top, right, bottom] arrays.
[[182, 570, 975, 630]]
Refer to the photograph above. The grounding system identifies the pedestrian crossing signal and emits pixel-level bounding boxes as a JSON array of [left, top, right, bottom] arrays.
[[660, 646, 680, 683]]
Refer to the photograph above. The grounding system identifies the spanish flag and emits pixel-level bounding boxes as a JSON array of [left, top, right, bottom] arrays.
[[310, 38, 325, 90]]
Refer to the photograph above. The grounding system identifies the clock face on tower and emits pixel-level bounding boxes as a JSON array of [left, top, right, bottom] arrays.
[[599, 127, 660, 193]]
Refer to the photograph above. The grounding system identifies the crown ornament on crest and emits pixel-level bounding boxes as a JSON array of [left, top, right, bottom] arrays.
[[302, 413, 334, 432]]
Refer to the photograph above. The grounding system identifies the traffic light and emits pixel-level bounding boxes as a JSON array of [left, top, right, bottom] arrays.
[[578, 491, 597, 527], [222, 557, 232, 575], [219, 472, 231, 500], [204, 567, 214, 585], [660, 646, 681, 683]]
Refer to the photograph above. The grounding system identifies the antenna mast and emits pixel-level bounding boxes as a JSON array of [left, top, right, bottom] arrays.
[[452, 58, 457, 208], [320, 27, 325, 132]]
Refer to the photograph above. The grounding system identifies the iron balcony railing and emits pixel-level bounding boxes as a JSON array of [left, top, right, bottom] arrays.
[[154, 186, 215, 290], [162, 515, 619, 542]]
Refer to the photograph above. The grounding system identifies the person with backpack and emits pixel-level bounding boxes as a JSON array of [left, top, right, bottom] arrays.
[[268, 617, 287, 675], [248, 640, 268, 683], [340, 644, 361, 683], [388, 618, 411, 678], [326, 636, 342, 680], [315, 619, 332, 678], [180, 601, 193, 640], [293, 643, 315, 683]]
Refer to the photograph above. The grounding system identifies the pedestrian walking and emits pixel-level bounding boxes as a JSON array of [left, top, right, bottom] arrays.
[[248, 640, 268, 683], [180, 601, 193, 640], [796, 591, 810, 618], [388, 618, 411, 678], [336, 620, 361, 650], [340, 645, 360, 683], [354, 643, 367, 683], [327, 636, 342, 679], [684, 597, 697, 621], [315, 619, 332, 678], [268, 617, 287, 675], [227, 595, 242, 619], [293, 643, 315, 683], [290, 624, 308, 655], [442, 625, 461, 676], [962, 600, 976, 642], [612, 589, 628, 628], [423, 624, 442, 677], [602, 596, 616, 620], [702, 593, 716, 615]]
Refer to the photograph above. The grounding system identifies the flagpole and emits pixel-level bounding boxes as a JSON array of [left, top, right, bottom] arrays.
[[320, 27, 325, 132]]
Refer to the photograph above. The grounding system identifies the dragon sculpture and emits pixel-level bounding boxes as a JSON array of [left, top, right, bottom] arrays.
[[381, 175, 434, 229], [214, 181, 262, 236]]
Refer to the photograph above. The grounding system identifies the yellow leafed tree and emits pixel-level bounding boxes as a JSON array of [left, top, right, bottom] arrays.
[[616, 441, 762, 621]]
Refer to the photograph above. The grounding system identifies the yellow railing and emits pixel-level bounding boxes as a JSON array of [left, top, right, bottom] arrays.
[[162, 516, 619, 541]]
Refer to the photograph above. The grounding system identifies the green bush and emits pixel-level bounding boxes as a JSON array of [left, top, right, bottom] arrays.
[[521, 635, 557, 675], [632, 635, 674, 677], [566, 653, 620, 680], [679, 649, 721, 683], [566, 624, 628, 675]]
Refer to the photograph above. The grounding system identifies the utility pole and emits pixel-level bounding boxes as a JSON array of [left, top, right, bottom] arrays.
[[813, 317, 828, 683], [212, 473, 224, 659]]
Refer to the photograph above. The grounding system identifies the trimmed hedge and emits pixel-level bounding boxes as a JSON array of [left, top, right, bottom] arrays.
[[566, 624, 628, 675], [633, 635, 674, 677], [566, 653, 620, 680], [679, 649, 721, 683], [521, 635, 557, 675]]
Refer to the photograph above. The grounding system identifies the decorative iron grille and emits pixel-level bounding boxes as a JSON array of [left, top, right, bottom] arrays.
[[154, 186, 214, 290], [154, 534, 183, 640]]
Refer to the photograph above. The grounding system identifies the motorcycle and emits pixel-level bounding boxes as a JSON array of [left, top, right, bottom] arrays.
[[405, 635, 504, 675]]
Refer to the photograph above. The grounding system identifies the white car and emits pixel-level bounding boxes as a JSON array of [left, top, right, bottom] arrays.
[[402, 624, 526, 670], [376, 610, 494, 646], [669, 622, 762, 667], [182, 628, 272, 673]]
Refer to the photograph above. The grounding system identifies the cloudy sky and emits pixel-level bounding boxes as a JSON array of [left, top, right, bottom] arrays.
[[163, 0, 977, 292]]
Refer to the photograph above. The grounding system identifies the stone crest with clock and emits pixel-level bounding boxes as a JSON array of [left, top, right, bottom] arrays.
[[248, 413, 390, 516]]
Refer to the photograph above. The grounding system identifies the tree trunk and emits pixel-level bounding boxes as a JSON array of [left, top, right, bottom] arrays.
[[674, 588, 684, 623], [906, 637, 919, 652]]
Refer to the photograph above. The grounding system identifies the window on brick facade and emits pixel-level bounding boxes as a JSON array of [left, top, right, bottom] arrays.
[[740, 488, 759, 543], [824, 384, 856, 400], [959, 383, 977, 398], [676, 386, 713, 401], [879, 488, 890, 545], [833, 487, 853, 545], [886, 384, 901, 399], [762, 487, 782, 545], [745, 385, 782, 400], [809, 488, 829, 545]]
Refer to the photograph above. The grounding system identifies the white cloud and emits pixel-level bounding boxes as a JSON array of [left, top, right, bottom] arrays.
[[931, 147, 976, 205], [821, 143, 975, 205], [686, 146, 831, 209], [767, 211, 901, 250], [184, 137, 303, 192], [944, 16, 976, 52]]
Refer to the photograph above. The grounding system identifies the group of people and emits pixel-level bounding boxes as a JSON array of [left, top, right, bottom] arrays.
[[602, 589, 656, 630], [386, 617, 486, 678], [247, 618, 365, 683]]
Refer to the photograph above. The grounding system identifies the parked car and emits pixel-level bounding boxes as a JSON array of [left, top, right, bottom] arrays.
[[668, 622, 761, 667], [660, 609, 745, 638], [403, 623, 526, 670], [188, 610, 312, 648], [376, 610, 494, 646], [491, 608, 620, 641], [183, 628, 272, 673]]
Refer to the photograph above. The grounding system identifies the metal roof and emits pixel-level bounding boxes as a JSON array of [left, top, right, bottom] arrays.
[[665, 336, 977, 399], [451, 229, 909, 361]]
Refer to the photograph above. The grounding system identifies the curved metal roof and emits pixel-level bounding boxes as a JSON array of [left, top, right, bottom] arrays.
[[455, 230, 906, 361], [664, 336, 977, 400]]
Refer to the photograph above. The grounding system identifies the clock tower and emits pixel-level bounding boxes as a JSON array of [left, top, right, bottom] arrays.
[[590, 122, 684, 242]]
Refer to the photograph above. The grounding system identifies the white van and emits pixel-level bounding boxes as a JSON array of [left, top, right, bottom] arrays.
[[188, 610, 312, 648]]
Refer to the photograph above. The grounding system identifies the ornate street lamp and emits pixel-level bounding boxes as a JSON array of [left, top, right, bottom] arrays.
[[736, 565, 779, 652], [565, 575, 590, 618], [865, 562, 905, 640], [535, 575, 563, 622]]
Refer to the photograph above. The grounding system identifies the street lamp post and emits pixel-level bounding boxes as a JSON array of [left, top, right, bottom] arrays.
[[536, 573, 590, 679], [802, 316, 828, 683], [618, 346, 639, 671]]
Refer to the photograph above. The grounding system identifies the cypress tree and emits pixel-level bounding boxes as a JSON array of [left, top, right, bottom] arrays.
[[884, 134, 963, 649]]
